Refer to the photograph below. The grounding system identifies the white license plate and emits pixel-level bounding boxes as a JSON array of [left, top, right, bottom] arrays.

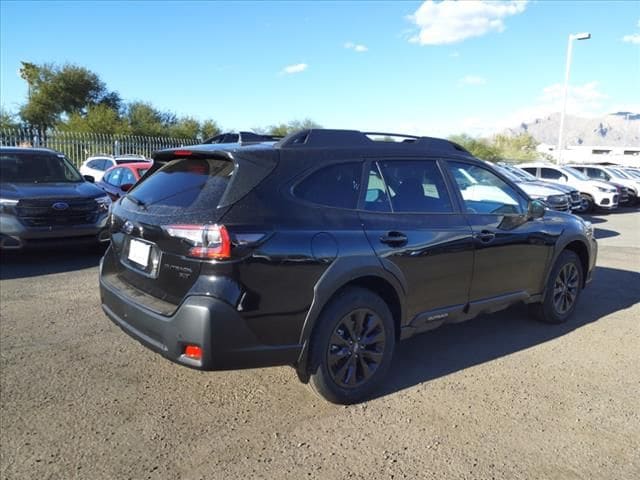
[[128, 239, 151, 267]]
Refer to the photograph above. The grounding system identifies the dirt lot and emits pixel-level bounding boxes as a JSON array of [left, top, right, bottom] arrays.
[[1, 209, 639, 480]]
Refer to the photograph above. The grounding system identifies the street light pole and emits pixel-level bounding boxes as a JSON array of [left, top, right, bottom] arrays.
[[557, 32, 591, 165]]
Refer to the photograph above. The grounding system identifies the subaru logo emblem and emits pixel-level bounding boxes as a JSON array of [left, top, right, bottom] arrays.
[[52, 202, 69, 211], [123, 221, 134, 235]]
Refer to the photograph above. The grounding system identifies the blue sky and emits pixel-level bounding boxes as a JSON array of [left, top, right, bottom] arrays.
[[1, 0, 639, 136]]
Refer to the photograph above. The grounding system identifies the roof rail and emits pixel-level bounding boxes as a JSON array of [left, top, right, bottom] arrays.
[[276, 129, 471, 155]]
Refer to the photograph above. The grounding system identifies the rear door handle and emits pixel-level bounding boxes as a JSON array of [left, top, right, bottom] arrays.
[[380, 231, 408, 246], [476, 230, 496, 243]]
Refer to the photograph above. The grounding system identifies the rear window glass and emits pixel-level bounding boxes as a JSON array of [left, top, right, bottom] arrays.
[[125, 158, 234, 213], [294, 162, 362, 209]]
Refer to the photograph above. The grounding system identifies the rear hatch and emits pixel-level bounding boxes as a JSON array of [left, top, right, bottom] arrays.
[[104, 146, 277, 308]]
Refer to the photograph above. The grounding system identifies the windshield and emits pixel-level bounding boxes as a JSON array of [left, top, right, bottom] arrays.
[[0, 152, 83, 183], [608, 168, 632, 179], [505, 165, 537, 181], [495, 166, 520, 182], [561, 166, 590, 181]]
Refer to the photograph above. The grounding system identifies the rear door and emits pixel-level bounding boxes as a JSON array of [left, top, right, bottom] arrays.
[[444, 160, 558, 303], [358, 158, 474, 324]]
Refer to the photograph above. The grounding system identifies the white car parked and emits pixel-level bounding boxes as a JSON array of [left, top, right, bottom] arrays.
[[518, 162, 618, 212], [568, 164, 640, 205], [79, 154, 149, 182]]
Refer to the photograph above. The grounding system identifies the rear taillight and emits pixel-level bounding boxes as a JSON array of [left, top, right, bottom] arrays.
[[163, 224, 231, 259]]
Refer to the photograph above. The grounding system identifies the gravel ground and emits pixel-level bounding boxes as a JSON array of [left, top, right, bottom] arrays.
[[1, 209, 639, 480]]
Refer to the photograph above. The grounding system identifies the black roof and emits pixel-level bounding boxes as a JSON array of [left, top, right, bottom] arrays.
[[155, 129, 473, 160]]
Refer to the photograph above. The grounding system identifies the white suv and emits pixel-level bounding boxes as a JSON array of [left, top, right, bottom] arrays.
[[568, 164, 639, 205], [80, 154, 149, 181], [518, 162, 618, 212]]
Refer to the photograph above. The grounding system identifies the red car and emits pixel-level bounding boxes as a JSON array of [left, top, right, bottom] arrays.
[[96, 162, 153, 200]]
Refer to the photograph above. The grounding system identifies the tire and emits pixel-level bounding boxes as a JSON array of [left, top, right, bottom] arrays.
[[579, 194, 594, 213], [308, 287, 395, 404], [529, 250, 583, 324]]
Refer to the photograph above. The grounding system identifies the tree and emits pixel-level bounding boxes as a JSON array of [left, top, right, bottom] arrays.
[[200, 119, 221, 140], [60, 104, 129, 135], [16, 61, 221, 139], [448, 133, 502, 161], [267, 118, 322, 136], [492, 133, 538, 162], [18, 61, 121, 129], [0, 108, 20, 129], [125, 102, 166, 137], [169, 117, 200, 139]]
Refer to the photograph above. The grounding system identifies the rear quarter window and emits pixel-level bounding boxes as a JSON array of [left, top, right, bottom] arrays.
[[293, 162, 362, 209]]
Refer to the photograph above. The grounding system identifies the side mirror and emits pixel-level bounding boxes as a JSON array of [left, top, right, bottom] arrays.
[[528, 199, 546, 220], [120, 183, 134, 192], [83, 175, 95, 183]]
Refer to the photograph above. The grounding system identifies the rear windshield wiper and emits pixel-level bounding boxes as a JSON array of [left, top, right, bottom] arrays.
[[126, 194, 147, 210]]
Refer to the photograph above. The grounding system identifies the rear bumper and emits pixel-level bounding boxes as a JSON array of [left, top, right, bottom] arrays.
[[100, 270, 301, 371]]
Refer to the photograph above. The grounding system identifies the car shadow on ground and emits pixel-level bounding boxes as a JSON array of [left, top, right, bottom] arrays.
[[0, 246, 106, 280], [376, 265, 640, 400], [593, 227, 619, 240]]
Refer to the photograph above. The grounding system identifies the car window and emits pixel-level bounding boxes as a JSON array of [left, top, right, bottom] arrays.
[[521, 167, 537, 177], [87, 160, 99, 169], [126, 157, 235, 212], [137, 168, 149, 178], [540, 168, 566, 181], [364, 165, 391, 212], [121, 168, 136, 186], [107, 168, 123, 186], [294, 162, 362, 209], [448, 162, 525, 215], [375, 160, 453, 213], [586, 167, 608, 180]]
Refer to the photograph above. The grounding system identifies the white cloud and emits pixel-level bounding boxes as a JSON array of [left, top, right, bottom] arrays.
[[407, 0, 528, 45], [622, 33, 640, 44], [449, 51, 460, 58], [344, 42, 368, 52], [459, 75, 486, 86], [280, 63, 308, 75]]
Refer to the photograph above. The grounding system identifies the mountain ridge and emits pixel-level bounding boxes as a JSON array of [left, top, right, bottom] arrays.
[[504, 112, 640, 147]]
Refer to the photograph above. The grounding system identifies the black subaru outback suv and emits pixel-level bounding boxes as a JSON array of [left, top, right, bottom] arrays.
[[100, 129, 597, 404]]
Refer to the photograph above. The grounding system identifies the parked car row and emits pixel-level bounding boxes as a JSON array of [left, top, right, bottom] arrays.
[[1, 138, 638, 252]]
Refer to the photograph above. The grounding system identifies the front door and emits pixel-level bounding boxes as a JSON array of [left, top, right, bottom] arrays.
[[358, 158, 474, 325], [444, 160, 560, 303]]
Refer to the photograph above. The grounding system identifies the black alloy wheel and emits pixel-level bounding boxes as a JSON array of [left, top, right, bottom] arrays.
[[327, 308, 386, 388]]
